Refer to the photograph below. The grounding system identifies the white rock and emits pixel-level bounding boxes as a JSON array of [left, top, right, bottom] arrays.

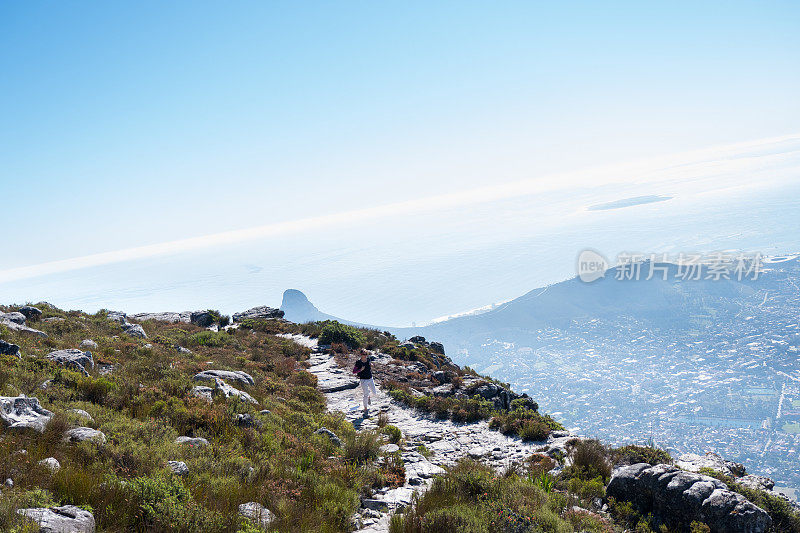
[[69, 409, 93, 422], [17, 505, 95, 532], [176, 436, 209, 447], [168, 461, 189, 476], [64, 427, 106, 444], [38, 457, 61, 473], [238, 502, 276, 529], [0, 395, 53, 432]]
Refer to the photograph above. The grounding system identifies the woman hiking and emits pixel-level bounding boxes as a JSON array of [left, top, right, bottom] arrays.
[[352, 350, 377, 417]]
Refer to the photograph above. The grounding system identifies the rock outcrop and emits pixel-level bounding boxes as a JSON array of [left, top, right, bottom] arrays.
[[106, 311, 127, 324], [232, 306, 284, 322], [47, 349, 94, 376], [192, 378, 257, 404], [0, 339, 21, 358], [64, 427, 106, 444], [130, 311, 191, 323], [17, 505, 95, 533], [607, 463, 771, 533], [193, 369, 254, 387], [0, 311, 27, 324], [128, 310, 216, 327], [678, 451, 747, 477], [0, 312, 47, 336], [18, 306, 42, 321], [0, 395, 53, 432], [120, 322, 147, 338]]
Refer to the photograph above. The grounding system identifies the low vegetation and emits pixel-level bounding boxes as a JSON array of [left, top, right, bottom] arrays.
[[389, 459, 610, 533], [0, 304, 392, 532]]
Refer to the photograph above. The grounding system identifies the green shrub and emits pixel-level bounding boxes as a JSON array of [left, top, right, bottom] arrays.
[[343, 430, 381, 464], [611, 444, 672, 466], [382, 424, 402, 444], [125, 474, 226, 531], [567, 476, 605, 500], [76, 375, 116, 403], [190, 331, 230, 347], [690, 521, 711, 533], [391, 459, 573, 533], [518, 419, 550, 442], [567, 439, 612, 482], [318, 321, 366, 349]]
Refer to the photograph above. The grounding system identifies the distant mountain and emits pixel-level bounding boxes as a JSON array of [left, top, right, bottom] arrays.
[[280, 289, 375, 329]]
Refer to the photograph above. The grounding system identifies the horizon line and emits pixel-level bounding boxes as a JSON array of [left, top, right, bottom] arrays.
[[1, 132, 799, 284]]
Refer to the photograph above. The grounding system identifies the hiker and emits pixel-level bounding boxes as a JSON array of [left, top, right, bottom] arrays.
[[352, 350, 377, 416]]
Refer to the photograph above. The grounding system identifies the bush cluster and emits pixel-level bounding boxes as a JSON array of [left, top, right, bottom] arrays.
[[318, 321, 366, 349]]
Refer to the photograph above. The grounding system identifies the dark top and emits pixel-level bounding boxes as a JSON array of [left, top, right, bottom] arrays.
[[353, 358, 372, 380]]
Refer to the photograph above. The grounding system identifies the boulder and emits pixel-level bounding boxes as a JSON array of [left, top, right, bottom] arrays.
[[0, 339, 21, 358], [64, 427, 106, 444], [0, 317, 47, 337], [193, 369, 255, 387], [17, 505, 95, 533], [314, 427, 343, 447], [234, 413, 257, 427], [238, 502, 276, 529], [408, 336, 427, 344], [69, 409, 93, 422], [130, 312, 190, 323], [431, 384, 454, 397], [0, 396, 53, 432], [677, 452, 747, 478], [18, 306, 43, 321], [429, 342, 446, 355], [168, 461, 189, 476], [606, 463, 771, 533], [380, 444, 400, 454], [105, 311, 127, 324], [38, 457, 61, 473], [191, 386, 214, 403], [432, 370, 450, 383], [232, 306, 284, 322], [47, 349, 94, 376], [80, 339, 98, 349], [738, 474, 775, 492], [190, 311, 215, 327], [176, 436, 209, 447], [120, 322, 147, 338], [0, 311, 27, 325], [216, 379, 258, 404]]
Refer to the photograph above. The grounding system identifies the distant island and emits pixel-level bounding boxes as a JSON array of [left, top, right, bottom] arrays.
[[588, 194, 673, 211]]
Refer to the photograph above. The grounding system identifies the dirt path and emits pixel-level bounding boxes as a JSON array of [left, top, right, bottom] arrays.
[[279, 334, 568, 532]]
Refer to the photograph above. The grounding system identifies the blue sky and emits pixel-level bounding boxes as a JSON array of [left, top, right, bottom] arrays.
[[1, 2, 799, 290]]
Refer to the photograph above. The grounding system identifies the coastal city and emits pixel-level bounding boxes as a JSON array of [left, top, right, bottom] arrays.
[[454, 258, 800, 493]]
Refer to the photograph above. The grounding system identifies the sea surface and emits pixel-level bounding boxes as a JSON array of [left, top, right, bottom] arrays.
[[2, 136, 800, 325]]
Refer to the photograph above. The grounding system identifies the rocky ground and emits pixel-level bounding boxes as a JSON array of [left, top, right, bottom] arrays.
[[283, 334, 574, 533]]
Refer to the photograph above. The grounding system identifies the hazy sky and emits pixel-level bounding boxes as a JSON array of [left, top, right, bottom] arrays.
[[2, 1, 799, 274]]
